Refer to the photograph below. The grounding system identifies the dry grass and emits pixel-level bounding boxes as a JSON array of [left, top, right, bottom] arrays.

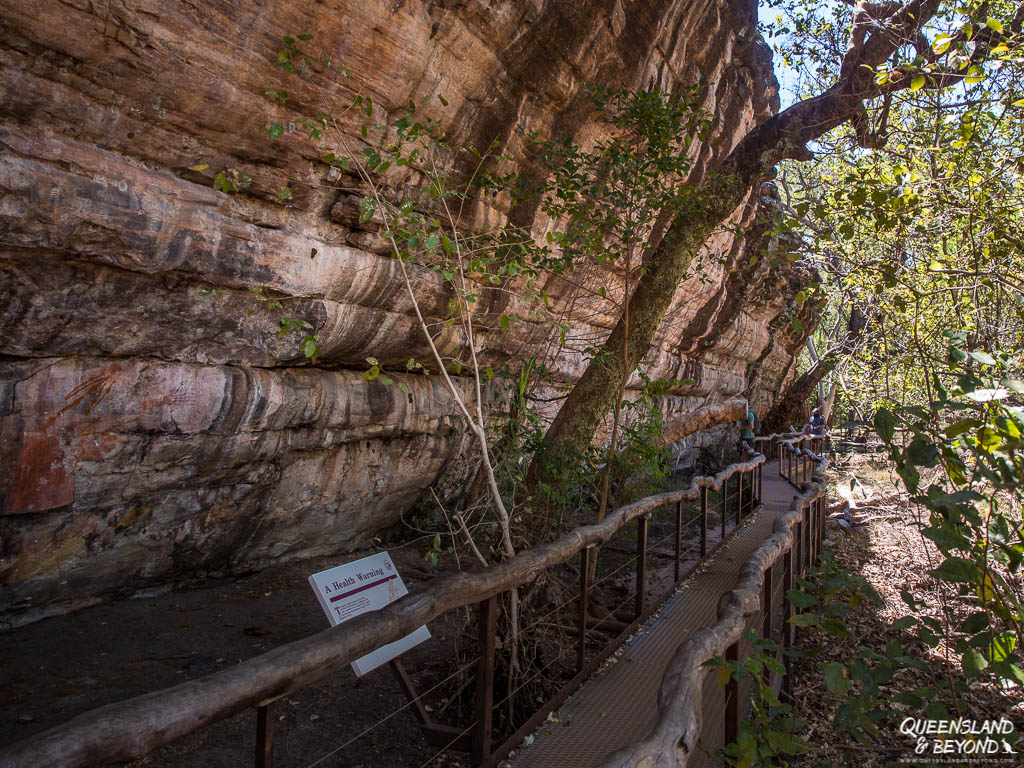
[[789, 454, 1023, 767]]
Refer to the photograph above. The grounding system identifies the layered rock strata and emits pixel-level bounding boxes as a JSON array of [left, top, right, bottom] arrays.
[[0, 0, 811, 625]]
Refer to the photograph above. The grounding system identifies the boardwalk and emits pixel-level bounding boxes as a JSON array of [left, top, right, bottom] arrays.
[[510, 470, 797, 768]]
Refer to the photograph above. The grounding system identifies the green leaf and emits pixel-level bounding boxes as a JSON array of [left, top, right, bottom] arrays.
[[945, 418, 981, 438], [930, 557, 977, 583], [789, 612, 819, 627], [300, 337, 319, 360], [894, 691, 924, 707], [874, 407, 896, 443], [986, 17, 1003, 32], [989, 661, 1024, 685], [991, 632, 1016, 663], [365, 364, 380, 380], [499, 314, 511, 332], [277, 188, 293, 201], [962, 649, 988, 677], [786, 589, 817, 609], [359, 196, 377, 223], [268, 123, 285, 139], [969, 350, 997, 365], [965, 65, 986, 84], [715, 666, 732, 689], [822, 618, 851, 638], [910, 75, 926, 91], [823, 662, 850, 696], [892, 616, 916, 631]]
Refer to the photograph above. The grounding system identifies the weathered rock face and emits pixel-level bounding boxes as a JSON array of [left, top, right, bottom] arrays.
[[0, 0, 812, 625]]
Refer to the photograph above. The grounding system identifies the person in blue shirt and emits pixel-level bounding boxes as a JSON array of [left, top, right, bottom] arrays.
[[809, 408, 825, 436]]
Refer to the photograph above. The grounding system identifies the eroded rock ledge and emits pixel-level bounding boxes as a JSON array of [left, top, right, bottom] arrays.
[[0, 0, 813, 625]]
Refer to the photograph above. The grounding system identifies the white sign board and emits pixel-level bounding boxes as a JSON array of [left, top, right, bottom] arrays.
[[308, 551, 430, 676]]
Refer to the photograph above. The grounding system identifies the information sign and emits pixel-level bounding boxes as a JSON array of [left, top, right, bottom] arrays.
[[308, 551, 430, 676]]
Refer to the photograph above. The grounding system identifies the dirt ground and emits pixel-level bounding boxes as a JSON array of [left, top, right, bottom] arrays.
[[0, 540, 482, 768], [790, 452, 1024, 767], [0, 475, 762, 768]]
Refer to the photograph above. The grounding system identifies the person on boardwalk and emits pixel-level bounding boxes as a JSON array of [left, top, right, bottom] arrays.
[[808, 407, 826, 454], [739, 408, 759, 455], [809, 407, 825, 436]]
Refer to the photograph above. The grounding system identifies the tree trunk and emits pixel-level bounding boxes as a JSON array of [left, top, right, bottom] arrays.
[[822, 378, 838, 422], [526, 0, 984, 498], [761, 362, 830, 434], [763, 306, 867, 432]]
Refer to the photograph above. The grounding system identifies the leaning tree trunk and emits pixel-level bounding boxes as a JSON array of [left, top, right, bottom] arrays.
[[526, 0, 955, 498], [761, 362, 830, 434], [762, 305, 867, 432]]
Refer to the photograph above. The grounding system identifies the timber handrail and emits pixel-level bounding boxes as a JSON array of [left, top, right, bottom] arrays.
[[0, 451, 766, 767], [599, 449, 828, 767]]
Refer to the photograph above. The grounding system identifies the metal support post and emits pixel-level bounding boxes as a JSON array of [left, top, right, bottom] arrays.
[[577, 547, 590, 673], [700, 487, 708, 558], [721, 480, 727, 538], [795, 520, 802, 577], [674, 500, 683, 582], [635, 514, 648, 619], [803, 505, 811, 571], [782, 548, 794, 699], [736, 471, 744, 524], [255, 703, 274, 768], [725, 641, 739, 746], [472, 595, 497, 765]]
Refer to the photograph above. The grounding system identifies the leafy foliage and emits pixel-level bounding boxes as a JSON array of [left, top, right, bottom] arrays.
[[876, 338, 1023, 691]]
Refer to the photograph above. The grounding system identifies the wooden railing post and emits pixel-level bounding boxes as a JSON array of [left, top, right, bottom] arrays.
[[635, 514, 649, 619], [725, 641, 739, 746], [472, 595, 497, 765], [577, 547, 591, 673], [699, 487, 708, 558], [255, 703, 274, 768]]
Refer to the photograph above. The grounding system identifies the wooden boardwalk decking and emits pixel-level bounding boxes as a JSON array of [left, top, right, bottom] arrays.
[[508, 470, 798, 768]]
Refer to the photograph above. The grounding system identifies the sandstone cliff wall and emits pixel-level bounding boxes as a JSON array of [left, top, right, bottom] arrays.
[[0, 0, 811, 625]]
